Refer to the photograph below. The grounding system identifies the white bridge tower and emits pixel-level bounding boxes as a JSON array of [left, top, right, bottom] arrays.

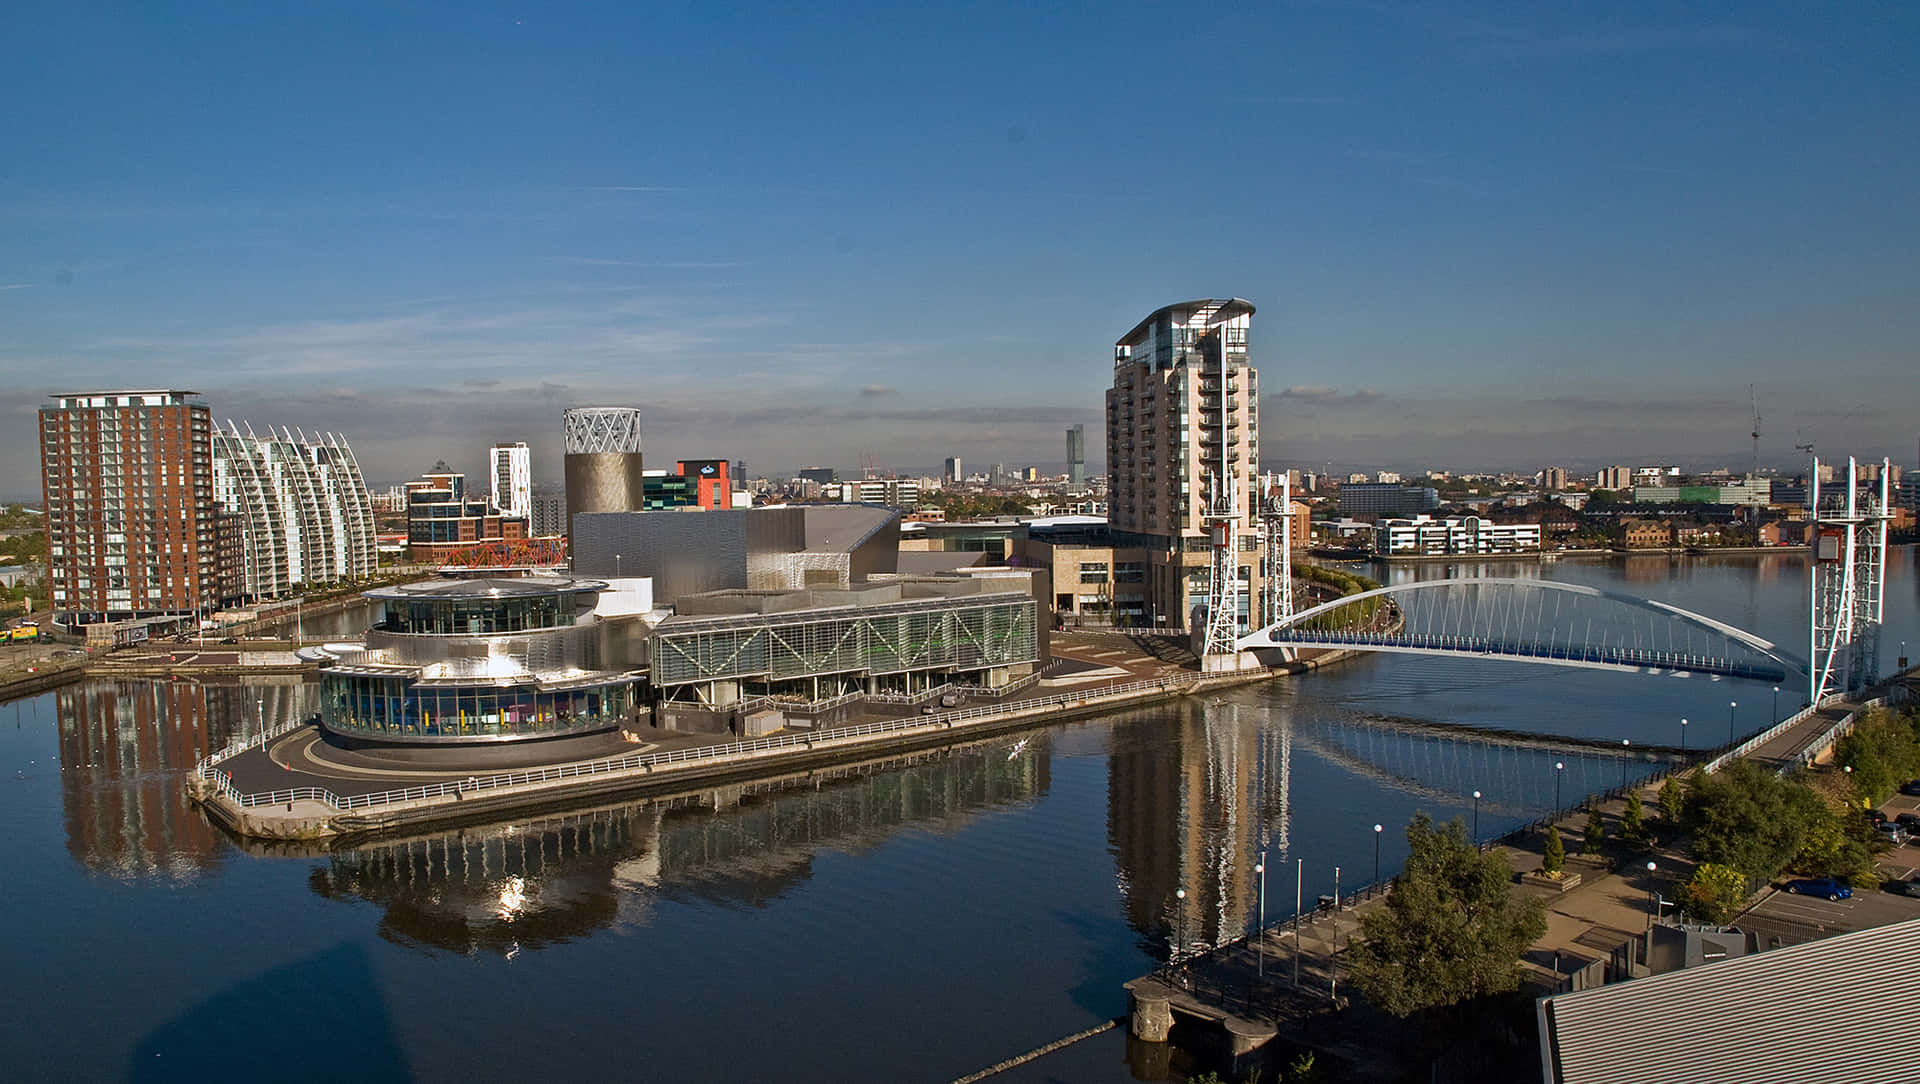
[[1809, 455, 1892, 703], [1200, 471, 1244, 658], [1259, 471, 1295, 628]]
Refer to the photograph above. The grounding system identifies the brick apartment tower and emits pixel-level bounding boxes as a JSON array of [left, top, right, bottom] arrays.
[[39, 390, 229, 627], [1104, 300, 1264, 630]]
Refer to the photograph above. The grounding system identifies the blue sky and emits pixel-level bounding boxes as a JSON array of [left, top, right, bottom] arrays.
[[3, 1, 1916, 494]]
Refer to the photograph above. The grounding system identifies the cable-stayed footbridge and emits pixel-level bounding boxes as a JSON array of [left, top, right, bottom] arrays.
[[1236, 577, 1802, 683]]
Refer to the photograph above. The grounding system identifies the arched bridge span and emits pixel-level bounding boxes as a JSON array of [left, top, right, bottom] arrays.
[[1237, 577, 1804, 684]]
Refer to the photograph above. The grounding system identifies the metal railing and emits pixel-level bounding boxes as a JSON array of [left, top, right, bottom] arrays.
[[193, 715, 310, 776], [201, 671, 1210, 814], [1774, 696, 1888, 775], [1700, 694, 1843, 775]]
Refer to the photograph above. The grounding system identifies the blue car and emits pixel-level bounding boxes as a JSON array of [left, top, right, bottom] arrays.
[[1783, 877, 1852, 901], [1900, 780, 1920, 797]]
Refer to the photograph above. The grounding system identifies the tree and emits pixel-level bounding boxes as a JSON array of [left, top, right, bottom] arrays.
[[1620, 791, 1647, 846], [1683, 760, 1825, 887], [1658, 777, 1684, 825], [1681, 863, 1750, 925], [1348, 815, 1548, 1017], [1543, 825, 1565, 874], [1582, 807, 1606, 855]]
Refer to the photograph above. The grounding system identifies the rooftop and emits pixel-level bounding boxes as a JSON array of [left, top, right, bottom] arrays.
[[365, 576, 608, 601], [1116, 298, 1255, 347]]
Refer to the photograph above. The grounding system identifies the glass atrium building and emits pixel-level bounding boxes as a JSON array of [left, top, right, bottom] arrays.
[[312, 577, 644, 744]]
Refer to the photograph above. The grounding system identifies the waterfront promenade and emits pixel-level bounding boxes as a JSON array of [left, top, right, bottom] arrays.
[[1119, 672, 1919, 1078]]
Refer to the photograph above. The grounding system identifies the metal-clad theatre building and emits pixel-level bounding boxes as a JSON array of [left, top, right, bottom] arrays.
[[562, 406, 645, 538], [1537, 917, 1920, 1083]]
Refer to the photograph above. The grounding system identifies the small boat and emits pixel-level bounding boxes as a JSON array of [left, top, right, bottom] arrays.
[[1007, 738, 1030, 760]]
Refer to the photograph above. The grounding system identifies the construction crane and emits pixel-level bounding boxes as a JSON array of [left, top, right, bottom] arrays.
[[1748, 384, 1762, 479]]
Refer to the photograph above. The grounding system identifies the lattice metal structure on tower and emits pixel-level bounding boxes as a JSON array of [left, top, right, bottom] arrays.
[[1259, 471, 1294, 629], [1808, 455, 1891, 703], [562, 407, 643, 455], [1200, 471, 1243, 657]]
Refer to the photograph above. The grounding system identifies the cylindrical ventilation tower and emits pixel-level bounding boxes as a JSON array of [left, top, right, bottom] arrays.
[[563, 407, 645, 540]]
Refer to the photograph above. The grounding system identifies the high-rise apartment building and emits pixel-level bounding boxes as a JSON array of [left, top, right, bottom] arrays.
[[1539, 466, 1567, 491], [39, 390, 226, 626], [1104, 299, 1263, 629], [490, 442, 532, 520], [1597, 465, 1632, 490], [943, 456, 963, 487], [1066, 425, 1086, 486], [211, 423, 376, 599]]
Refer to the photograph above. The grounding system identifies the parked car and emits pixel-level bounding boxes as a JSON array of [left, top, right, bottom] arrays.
[[1783, 877, 1853, 901], [1866, 808, 1889, 826], [1876, 823, 1907, 846], [1895, 812, 1920, 833], [1899, 780, 1920, 797], [1887, 877, 1920, 898]]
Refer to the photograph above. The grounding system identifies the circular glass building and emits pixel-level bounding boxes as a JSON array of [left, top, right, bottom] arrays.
[[312, 577, 643, 744]]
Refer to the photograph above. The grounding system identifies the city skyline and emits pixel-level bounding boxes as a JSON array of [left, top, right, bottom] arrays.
[[4, 3, 1918, 495]]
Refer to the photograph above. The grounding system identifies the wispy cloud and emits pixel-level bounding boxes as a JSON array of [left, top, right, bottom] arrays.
[[858, 384, 898, 399], [1454, 22, 1768, 60], [0, 283, 34, 290], [557, 256, 751, 269], [573, 185, 680, 192], [1610, 163, 1695, 177], [1273, 385, 1386, 406], [1228, 94, 1352, 106]]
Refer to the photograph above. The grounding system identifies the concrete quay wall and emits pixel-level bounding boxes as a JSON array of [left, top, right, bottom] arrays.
[[190, 658, 1338, 843]]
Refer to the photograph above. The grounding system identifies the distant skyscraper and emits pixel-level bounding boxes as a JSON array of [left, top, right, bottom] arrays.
[[1597, 465, 1633, 490], [797, 467, 838, 486], [943, 456, 963, 486], [39, 390, 228, 626], [1066, 425, 1086, 486], [530, 493, 567, 538], [1539, 466, 1567, 491], [490, 442, 532, 520], [212, 423, 375, 598], [1105, 299, 1262, 628]]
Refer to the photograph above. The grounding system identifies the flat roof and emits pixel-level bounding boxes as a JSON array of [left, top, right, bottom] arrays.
[[1116, 298, 1255, 347], [364, 576, 607, 601], [49, 389, 201, 398]]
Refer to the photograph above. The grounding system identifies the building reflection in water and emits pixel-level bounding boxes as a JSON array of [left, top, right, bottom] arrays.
[[58, 678, 315, 881], [1108, 698, 1292, 960], [307, 740, 1049, 955]]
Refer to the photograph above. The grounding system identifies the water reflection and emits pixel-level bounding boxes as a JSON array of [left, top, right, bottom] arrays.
[[57, 679, 315, 880], [307, 740, 1049, 955], [1106, 696, 1644, 961], [1109, 699, 1287, 957]]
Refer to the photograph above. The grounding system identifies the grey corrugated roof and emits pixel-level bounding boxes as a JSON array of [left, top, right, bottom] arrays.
[[1538, 917, 1920, 1084]]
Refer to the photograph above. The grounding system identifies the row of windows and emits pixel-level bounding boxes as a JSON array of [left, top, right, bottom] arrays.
[[321, 675, 633, 738]]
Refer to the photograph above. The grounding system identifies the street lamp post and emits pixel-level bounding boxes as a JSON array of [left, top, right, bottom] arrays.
[[1174, 888, 1186, 967], [1373, 824, 1384, 888], [614, 553, 622, 579], [1728, 700, 1738, 749], [1772, 686, 1780, 724], [1554, 761, 1565, 816], [1472, 790, 1482, 841], [1621, 739, 1631, 789], [1254, 857, 1267, 977], [1645, 861, 1659, 929]]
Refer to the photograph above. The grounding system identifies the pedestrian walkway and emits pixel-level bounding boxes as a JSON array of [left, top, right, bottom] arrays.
[[1129, 679, 1910, 1067]]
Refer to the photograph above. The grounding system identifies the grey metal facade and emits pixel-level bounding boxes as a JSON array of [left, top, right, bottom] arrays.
[[564, 452, 646, 535], [574, 507, 809, 603]]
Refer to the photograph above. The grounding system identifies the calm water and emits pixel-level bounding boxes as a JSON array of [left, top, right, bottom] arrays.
[[3, 550, 1914, 1082]]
